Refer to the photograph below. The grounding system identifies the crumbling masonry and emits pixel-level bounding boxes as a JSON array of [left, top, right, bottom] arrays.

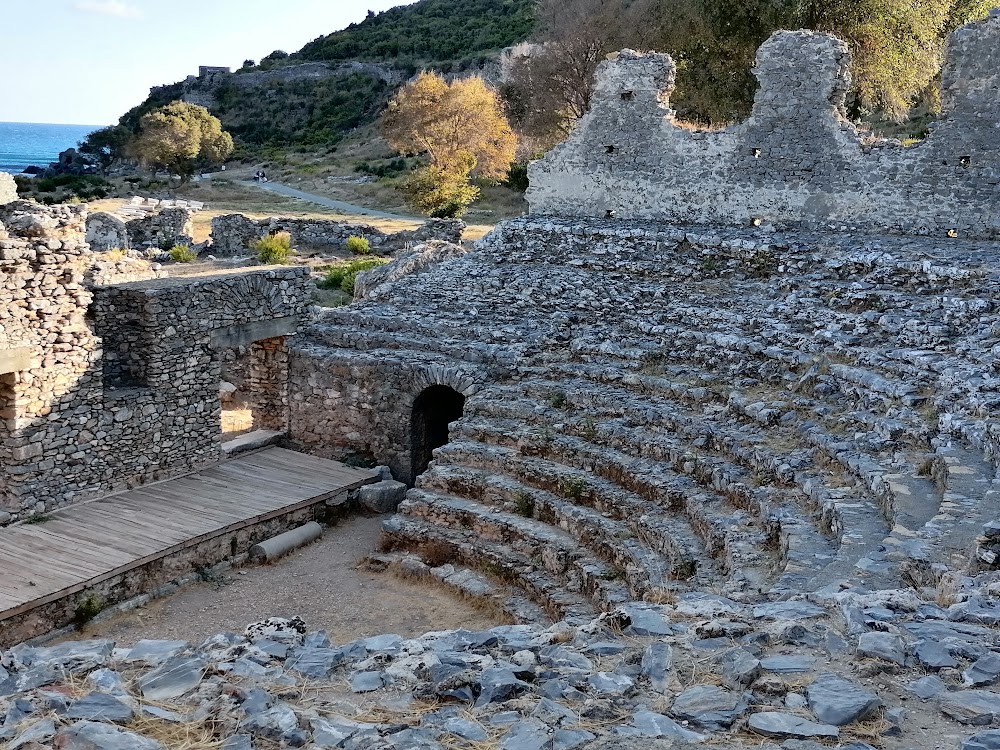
[[286, 14, 1000, 616], [0, 200, 311, 522]]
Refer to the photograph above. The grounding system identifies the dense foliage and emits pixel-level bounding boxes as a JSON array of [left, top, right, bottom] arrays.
[[131, 102, 234, 179], [384, 72, 517, 217], [213, 72, 388, 147], [297, 0, 535, 67]]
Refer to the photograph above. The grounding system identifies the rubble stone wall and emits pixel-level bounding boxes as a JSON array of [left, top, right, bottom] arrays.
[[528, 14, 1000, 239], [0, 200, 313, 521], [210, 214, 465, 257], [288, 344, 485, 482], [125, 207, 195, 250]]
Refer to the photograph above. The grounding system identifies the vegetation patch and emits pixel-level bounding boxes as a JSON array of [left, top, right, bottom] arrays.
[[346, 235, 372, 255], [168, 244, 198, 263], [319, 257, 389, 295], [254, 231, 294, 265]]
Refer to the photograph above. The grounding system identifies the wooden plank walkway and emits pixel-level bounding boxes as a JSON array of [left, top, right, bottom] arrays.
[[0, 447, 376, 623]]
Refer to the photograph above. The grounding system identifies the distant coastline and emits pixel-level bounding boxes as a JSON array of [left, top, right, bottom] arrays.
[[0, 122, 103, 174]]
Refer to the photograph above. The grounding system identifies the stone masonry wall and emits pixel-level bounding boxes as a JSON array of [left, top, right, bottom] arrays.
[[528, 13, 1000, 239], [0, 200, 313, 521], [210, 214, 465, 257], [288, 342, 485, 482]]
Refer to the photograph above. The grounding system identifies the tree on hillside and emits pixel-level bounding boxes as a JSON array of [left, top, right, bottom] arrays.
[[78, 125, 133, 172], [382, 72, 517, 217], [130, 102, 234, 180]]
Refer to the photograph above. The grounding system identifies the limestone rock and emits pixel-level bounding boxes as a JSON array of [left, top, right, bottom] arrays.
[[805, 673, 881, 725], [748, 712, 840, 740], [358, 480, 408, 513]]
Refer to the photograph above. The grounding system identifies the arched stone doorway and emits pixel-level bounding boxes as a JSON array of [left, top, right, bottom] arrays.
[[410, 385, 466, 481]]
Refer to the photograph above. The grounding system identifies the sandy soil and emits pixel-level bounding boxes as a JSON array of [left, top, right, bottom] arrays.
[[75, 515, 498, 647]]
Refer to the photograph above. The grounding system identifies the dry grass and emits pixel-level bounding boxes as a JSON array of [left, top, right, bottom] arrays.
[[126, 713, 226, 750]]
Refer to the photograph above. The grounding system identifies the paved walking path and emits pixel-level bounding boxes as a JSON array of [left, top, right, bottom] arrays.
[[241, 180, 419, 221]]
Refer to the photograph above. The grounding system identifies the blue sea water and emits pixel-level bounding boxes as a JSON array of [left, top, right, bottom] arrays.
[[0, 122, 103, 175]]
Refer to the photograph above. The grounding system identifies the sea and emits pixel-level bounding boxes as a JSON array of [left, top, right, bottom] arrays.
[[0, 122, 103, 175]]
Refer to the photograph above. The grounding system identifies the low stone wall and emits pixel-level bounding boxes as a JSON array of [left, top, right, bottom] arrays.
[[86, 207, 195, 252], [210, 214, 465, 257], [528, 14, 1000, 239], [126, 207, 194, 250]]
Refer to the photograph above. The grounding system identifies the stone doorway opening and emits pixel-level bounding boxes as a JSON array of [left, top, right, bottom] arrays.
[[219, 336, 290, 439], [411, 385, 466, 480]]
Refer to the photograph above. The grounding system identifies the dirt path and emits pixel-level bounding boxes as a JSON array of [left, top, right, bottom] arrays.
[[76, 515, 498, 646], [242, 180, 419, 221]]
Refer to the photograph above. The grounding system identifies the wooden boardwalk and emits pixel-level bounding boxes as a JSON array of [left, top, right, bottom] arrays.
[[0, 447, 376, 625]]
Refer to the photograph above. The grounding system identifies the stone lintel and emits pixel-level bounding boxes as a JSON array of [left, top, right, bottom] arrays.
[[210, 316, 298, 350], [0, 347, 33, 375]]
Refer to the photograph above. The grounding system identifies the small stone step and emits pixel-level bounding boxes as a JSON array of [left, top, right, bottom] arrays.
[[380, 515, 600, 625]]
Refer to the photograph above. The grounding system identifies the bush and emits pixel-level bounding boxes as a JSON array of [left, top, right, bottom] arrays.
[[168, 244, 197, 262], [254, 231, 293, 264], [319, 257, 389, 295], [346, 235, 372, 255], [402, 166, 480, 218], [505, 162, 530, 192]]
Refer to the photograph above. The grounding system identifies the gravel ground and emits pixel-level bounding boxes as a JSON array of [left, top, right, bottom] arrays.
[[74, 514, 498, 646]]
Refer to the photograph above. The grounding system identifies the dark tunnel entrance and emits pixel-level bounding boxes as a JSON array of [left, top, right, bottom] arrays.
[[410, 385, 466, 481]]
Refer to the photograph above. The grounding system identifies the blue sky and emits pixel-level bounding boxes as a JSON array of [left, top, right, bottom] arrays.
[[1, 0, 418, 125]]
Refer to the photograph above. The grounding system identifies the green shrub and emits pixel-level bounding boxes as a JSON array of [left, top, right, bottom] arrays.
[[254, 231, 293, 264], [402, 165, 480, 218], [319, 257, 389, 293], [168, 244, 197, 262], [346, 235, 372, 255]]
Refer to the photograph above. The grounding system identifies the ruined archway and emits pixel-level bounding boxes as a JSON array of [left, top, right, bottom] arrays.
[[410, 385, 466, 481]]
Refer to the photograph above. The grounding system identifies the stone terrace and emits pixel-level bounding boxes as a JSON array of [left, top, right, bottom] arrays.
[[292, 217, 1000, 623]]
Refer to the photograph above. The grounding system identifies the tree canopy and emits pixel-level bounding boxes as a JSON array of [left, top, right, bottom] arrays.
[[383, 72, 517, 181], [383, 72, 518, 216], [130, 102, 234, 178]]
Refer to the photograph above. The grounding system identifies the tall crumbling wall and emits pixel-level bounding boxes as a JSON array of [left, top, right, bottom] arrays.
[[0, 200, 313, 521], [528, 13, 1000, 239]]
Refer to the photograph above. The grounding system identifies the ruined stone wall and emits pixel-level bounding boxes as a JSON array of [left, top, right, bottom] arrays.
[[210, 214, 465, 257], [528, 13, 1000, 239], [0, 200, 313, 520], [125, 207, 194, 250], [86, 208, 195, 252], [0, 172, 16, 205], [288, 344, 485, 482]]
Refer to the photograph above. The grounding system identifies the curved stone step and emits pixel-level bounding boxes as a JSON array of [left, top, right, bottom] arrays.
[[432, 439, 777, 595], [416, 461, 707, 594], [380, 515, 600, 625], [401, 489, 632, 609]]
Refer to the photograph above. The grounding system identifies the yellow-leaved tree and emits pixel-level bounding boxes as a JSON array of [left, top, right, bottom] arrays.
[[382, 72, 517, 217]]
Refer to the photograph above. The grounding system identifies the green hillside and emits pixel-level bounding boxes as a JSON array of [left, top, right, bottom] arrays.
[[297, 0, 536, 68], [93, 0, 538, 156]]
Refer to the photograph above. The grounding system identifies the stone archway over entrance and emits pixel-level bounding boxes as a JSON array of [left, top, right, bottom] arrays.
[[411, 385, 466, 481]]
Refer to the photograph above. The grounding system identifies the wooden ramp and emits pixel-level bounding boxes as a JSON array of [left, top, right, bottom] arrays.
[[0, 447, 376, 635]]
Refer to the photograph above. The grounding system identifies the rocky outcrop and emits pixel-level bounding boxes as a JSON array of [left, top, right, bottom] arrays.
[[354, 241, 468, 300], [0, 171, 17, 205]]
